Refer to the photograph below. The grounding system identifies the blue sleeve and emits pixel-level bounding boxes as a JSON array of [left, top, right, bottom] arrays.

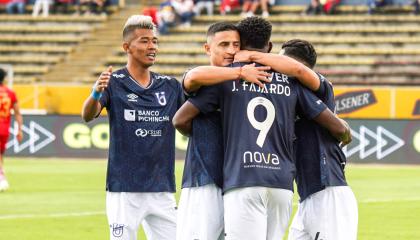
[[296, 82, 327, 120], [188, 85, 221, 114], [314, 73, 332, 100], [314, 73, 336, 112], [181, 68, 196, 97], [176, 79, 186, 109], [99, 86, 110, 109]]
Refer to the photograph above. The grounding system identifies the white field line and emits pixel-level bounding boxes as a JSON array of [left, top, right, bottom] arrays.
[[1, 197, 420, 220], [0, 211, 104, 220]]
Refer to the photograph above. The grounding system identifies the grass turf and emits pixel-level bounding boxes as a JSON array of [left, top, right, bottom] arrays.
[[0, 158, 419, 239]]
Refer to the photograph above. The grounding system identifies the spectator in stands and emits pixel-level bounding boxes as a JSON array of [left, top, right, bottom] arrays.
[[6, 0, 26, 14], [241, 0, 270, 18], [32, 0, 50, 17], [76, 0, 90, 15], [172, 0, 195, 27], [157, 1, 177, 34], [0, 68, 23, 192], [304, 0, 340, 15], [219, 0, 241, 15], [413, 0, 420, 15], [90, 0, 107, 15], [367, 0, 392, 14], [194, 0, 214, 16], [304, 0, 322, 15], [323, 0, 340, 14], [143, 6, 159, 25], [51, 0, 72, 14], [76, 0, 107, 15]]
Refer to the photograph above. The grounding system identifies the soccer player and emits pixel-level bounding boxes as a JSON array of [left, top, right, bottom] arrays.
[[279, 39, 358, 240], [81, 15, 183, 240], [173, 22, 271, 240], [176, 17, 350, 240], [0, 68, 23, 192]]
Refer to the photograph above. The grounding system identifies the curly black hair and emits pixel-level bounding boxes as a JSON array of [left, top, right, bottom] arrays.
[[0, 68, 5, 84], [206, 22, 238, 39], [236, 16, 272, 50], [281, 39, 317, 69]]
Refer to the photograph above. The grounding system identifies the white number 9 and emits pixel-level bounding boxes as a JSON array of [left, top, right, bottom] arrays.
[[247, 97, 275, 148]]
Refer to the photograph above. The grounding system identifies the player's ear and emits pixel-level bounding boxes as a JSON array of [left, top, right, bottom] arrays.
[[123, 42, 130, 54], [267, 42, 273, 53], [204, 43, 211, 56]]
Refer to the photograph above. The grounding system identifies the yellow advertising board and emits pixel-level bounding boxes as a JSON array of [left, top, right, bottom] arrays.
[[394, 89, 420, 119], [334, 87, 420, 119], [10, 84, 420, 119]]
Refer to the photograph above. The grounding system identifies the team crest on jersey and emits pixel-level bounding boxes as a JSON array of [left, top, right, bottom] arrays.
[[110, 223, 125, 238], [155, 92, 167, 106], [112, 73, 125, 78], [127, 93, 138, 102]]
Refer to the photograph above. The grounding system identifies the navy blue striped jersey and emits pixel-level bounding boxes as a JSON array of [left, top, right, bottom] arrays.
[[181, 109, 223, 189], [189, 62, 327, 192], [99, 67, 184, 192], [294, 73, 348, 201]]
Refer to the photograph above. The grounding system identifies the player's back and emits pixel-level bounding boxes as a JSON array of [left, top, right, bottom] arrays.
[[0, 85, 17, 135], [294, 74, 347, 201], [189, 62, 326, 192]]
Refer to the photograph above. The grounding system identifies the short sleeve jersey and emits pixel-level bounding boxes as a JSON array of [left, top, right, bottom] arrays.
[[0, 85, 17, 136], [294, 73, 348, 201], [99, 67, 184, 192], [189, 62, 327, 192]]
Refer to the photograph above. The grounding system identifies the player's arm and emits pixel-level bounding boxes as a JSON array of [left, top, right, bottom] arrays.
[[82, 66, 112, 122], [183, 64, 271, 93], [12, 102, 23, 143], [313, 109, 352, 146], [234, 50, 320, 91], [297, 84, 351, 146], [172, 101, 200, 136]]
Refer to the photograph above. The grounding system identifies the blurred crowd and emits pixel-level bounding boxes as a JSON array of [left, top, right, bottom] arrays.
[[0, 0, 116, 16], [1, 0, 418, 22], [140, 0, 420, 35]]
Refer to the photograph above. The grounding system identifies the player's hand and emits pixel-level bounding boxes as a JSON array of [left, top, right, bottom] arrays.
[[339, 118, 352, 147], [234, 50, 254, 62], [94, 66, 112, 93], [240, 63, 272, 89], [16, 130, 23, 143]]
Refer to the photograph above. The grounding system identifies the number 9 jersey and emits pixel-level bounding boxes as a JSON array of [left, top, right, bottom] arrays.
[[188, 62, 327, 192]]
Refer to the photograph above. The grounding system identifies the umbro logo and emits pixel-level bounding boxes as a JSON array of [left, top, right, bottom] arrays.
[[156, 75, 171, 80], [112, 73, 125, 78], [127, 93, 138, 102]]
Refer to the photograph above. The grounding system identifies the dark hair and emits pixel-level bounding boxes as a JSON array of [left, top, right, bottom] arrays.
[[236, 16, 272, 50], [206, 22, 238, 38], [281, 39, 317, 69], [0, 68, 5, 84]]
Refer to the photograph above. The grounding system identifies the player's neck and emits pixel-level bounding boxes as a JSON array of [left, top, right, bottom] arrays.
[[126, 63, 151, 87]]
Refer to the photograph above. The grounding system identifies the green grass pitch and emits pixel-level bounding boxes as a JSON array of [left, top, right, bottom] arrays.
[[0, 158, 420, 239]]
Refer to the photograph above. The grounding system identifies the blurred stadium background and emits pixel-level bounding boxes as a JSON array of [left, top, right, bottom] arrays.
[[0, 0, 419, 239]]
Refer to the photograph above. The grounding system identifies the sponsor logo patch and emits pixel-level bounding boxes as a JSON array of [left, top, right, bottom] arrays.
[[124, 109, 136, 121], [135, 128, 162, 137], [335, 89, 377, 114]]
